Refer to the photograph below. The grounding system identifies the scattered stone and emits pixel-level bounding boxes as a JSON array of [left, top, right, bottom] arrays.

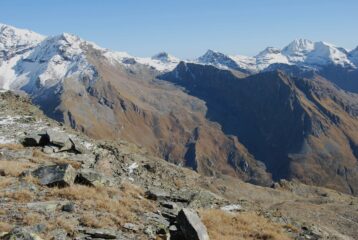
[[42, 146, 55, 154], [75, 169, 113, 187], [31, 164, 76, 187], [143, 226, 156, 239], [62, 202, 76, 212], [176, 208, 210, 240], [49, 229, 67, 240], [123, 223, 139, 232], [143, 163, 156, 173], [27, 201, 59, 213], [145, 187, 171, 201], [144, 212, 170, 229], [0, 227, 43, 240], [79, 227, 121, 239], [31, 224, 47, 233]]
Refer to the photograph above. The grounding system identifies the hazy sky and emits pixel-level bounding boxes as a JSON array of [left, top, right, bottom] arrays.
[[1, 0, 357, 58]]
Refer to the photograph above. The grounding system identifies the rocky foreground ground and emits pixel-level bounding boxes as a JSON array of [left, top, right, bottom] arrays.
[[0, 91, 357, 240]]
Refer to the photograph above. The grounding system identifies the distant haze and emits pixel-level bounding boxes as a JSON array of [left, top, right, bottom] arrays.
[[1, 0, 357, 58]]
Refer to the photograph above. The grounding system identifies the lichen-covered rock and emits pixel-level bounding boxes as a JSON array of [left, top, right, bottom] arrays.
[[31, 164, 76, 187]]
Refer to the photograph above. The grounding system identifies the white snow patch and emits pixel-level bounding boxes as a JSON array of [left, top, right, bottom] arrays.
[[220, 204, 243, 212], [127, 162, 139, 174]]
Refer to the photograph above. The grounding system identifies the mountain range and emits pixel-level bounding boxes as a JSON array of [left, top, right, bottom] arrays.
[[1, 23, 358, 195]]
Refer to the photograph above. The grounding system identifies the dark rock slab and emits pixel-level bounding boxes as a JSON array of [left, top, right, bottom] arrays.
[[31, 164, 76, 187], [176, 208, 210, 240]]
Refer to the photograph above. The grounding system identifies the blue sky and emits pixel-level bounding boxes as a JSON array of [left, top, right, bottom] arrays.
[[1, 0, 357, 58]]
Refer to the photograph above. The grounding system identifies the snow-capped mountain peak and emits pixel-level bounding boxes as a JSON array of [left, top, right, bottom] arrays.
[[198, 39, 358, 73], [256, 47, 281, 57], [282, 39, 314, 56], [0, 23, 45, 61], [304, 41, 353, 67], [197, 49, 245, 71], [198, 49, 226, 63], [254, 47, 289, 70]]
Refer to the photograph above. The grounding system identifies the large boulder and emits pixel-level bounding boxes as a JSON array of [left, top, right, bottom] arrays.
[[176, 208, 210, 240], [0, 227, 43, 240], [31, 164, 76, 187], [46, 130, 87, 153], [21, 131, 49, 147], [75, 169, 113, 187], [46, 129, 74, 152]]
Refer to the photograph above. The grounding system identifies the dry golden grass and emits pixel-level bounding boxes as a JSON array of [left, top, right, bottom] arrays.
[[22, 212, 44, 225], [1, 189, 34, 203], [0, 144, 24, 150], [0, 160, 35, 177], [47, 182, 155, 226], [54, 216, 77, 235], [200, 209, 291, 240], [0, 221, 12, 232], [80, 213, 103, 228], [21, 174, 40, 185], [0, 177, 13, 188], [80, 213, 119, 229]]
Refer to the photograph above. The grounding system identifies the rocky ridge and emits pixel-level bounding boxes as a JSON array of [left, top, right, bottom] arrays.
[[0, 90, 357, 239]]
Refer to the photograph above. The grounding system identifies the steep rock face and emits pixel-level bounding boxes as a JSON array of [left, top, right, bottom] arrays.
[[161, 62, 358, 194]]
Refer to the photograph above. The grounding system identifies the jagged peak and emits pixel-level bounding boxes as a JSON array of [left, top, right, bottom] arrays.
[[256, 47, 281, 57], [0, 23, 45, 48], [151, 52, 179, 63], [282, 39, 314, 54], [198, 49, 232, 63]]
